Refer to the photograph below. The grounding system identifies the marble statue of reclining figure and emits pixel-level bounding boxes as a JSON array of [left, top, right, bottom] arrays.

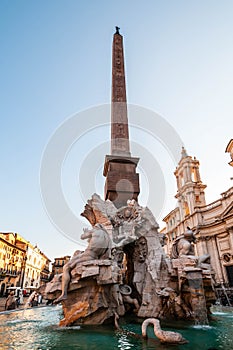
[[54, 223, 112, 303]]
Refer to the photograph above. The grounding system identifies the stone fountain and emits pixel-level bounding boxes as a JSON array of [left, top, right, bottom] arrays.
[[44, 28, 216, 334], [45, 194, 216, 327]]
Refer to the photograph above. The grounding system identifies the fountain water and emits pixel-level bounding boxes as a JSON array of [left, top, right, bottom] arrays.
[[1, 305, 233, 349]]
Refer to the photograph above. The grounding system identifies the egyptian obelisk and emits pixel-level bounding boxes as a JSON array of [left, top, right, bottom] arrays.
[[103, 27, 140, 208]]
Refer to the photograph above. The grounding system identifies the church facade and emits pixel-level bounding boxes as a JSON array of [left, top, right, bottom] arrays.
[[162, 145, 233, 290]]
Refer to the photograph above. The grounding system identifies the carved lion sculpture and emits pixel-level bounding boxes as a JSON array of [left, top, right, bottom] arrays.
[[171, 228, 196, 258]]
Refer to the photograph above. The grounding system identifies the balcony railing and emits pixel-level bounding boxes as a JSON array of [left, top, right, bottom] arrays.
[[0, 270, 21, 277]]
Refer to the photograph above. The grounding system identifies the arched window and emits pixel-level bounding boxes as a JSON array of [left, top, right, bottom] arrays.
[[184, 201, 190, 216], [191, 167, 198, 182]]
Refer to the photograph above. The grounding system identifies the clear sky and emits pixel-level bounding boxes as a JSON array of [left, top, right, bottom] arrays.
[[1, 0, 232, 261]]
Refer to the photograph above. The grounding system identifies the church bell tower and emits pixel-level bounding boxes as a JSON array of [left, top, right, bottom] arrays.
[[174, 147, 206, 219]]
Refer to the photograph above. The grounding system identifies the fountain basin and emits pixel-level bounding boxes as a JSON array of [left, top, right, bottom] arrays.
[[0, 305, 233, 349]]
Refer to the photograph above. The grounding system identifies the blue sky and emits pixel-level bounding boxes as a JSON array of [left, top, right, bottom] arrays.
[[1, 1, 233, 261]]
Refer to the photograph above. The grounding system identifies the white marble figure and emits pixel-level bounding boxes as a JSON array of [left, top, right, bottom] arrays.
[[54, 223, 112, 303]]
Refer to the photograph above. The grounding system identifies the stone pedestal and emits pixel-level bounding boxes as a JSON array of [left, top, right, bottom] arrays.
[[103, 155, 140, 208], [46, 259, 124, 326], [171, 257, 216, 324]]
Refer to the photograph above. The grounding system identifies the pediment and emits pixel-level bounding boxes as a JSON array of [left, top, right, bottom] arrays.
[[221, 202, 233, 219]]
